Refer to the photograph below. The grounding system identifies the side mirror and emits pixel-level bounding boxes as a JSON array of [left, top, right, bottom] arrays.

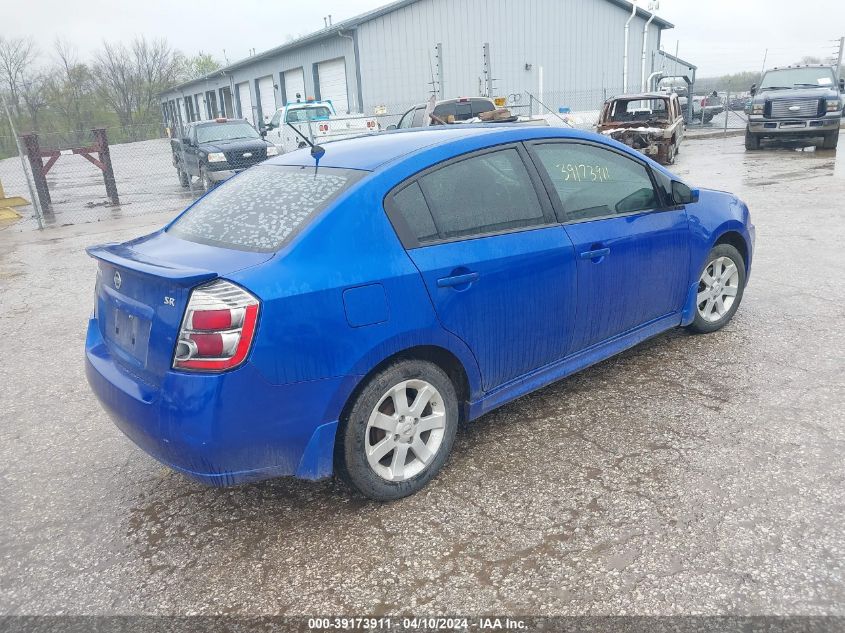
[[386, 124, 397, 131], [750, 84, 757, 96], [672, 181, 699, 205], [840, 78, 844, 91]]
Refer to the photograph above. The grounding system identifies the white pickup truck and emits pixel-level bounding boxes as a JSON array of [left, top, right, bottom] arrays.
[[261, 100, 378, 153]]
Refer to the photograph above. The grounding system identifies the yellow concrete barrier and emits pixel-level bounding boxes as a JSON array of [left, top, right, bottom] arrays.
[[0, 180, 29, 220]]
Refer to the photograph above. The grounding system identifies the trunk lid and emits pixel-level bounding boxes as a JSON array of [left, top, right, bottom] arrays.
[[88, 231, 271, 385]]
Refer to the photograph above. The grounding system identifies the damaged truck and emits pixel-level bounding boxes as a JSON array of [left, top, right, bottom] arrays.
[[596, 92, 684, 164]]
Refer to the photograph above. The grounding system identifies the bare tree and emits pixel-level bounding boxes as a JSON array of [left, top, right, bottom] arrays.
[[92, 40, 136, 130], [133, 38, 181, 116], [45, 39, 95, 143], [92, 36, 181, 138], [19, 72, 47, 130], [0, 36, 38, 119]]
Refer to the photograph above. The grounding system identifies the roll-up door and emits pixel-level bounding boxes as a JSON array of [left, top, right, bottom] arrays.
[[284, 68, 306, 104], [257, 75, 276, 125], [317, 58, 349, 114], [236, 81, 254, 125]]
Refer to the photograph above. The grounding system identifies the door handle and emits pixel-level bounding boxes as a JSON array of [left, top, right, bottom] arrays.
[[437, 272, 480, 288], [579, 247, 610, 260]]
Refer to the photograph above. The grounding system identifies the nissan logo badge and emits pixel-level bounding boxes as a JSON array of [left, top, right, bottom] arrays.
[[114, 270, 122, 290]]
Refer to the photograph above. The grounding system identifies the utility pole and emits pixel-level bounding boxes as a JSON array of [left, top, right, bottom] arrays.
[[760, 48, 768, 80], [836, 37, 844, 80]]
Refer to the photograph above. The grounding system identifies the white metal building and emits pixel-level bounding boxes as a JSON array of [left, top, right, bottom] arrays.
[[160, 0, 679, 128]]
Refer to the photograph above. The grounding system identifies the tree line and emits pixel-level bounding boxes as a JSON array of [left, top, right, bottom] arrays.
[[0, 35, 220, 157], [695, 56, 844, 94]]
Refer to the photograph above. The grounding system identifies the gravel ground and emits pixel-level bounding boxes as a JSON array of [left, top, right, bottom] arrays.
[[0, 133, 843, 617]]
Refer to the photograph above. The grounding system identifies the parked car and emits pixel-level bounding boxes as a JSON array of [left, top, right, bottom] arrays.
[[262, 99, 378, 153], [728, 96, 748, 111], [86, 125, 755, 501], [597, 92, 685, 164], [690, 94, 724, 123], [390, 97, 498, 129], [745, 64, 843, 150], [171, 118, 278, 191]]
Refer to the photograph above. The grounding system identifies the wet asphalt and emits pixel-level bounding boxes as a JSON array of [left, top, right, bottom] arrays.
[[0, 133, 843, 616]]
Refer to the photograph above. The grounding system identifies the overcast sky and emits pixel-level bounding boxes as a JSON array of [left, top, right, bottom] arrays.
[[4, 0, 844, 78]]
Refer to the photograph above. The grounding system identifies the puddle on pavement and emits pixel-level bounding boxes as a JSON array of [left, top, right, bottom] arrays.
[[742, 140, 841, 187]]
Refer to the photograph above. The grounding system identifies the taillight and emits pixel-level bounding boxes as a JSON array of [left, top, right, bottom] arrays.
[[173, 279, 260, 372]]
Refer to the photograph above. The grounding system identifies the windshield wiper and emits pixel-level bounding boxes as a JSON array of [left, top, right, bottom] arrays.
[[794, 83, 822, 87], [760, 86, 790, 90]]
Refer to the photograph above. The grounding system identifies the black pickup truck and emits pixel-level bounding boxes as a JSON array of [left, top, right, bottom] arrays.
[[171, 118, 279, 191], [746, 64, 843, 150]]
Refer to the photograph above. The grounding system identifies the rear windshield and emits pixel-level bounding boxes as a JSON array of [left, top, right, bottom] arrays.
[[286, 106, 332, 123], [167, 165, 362, 252]]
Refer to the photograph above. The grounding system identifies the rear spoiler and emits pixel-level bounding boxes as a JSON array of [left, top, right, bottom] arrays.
[[86, 243, 218, 285]]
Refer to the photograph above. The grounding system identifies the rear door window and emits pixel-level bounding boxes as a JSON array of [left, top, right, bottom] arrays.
[[167, 165, 362, 252], [391, 182, 439, 244], [416, 148, 546, 241]]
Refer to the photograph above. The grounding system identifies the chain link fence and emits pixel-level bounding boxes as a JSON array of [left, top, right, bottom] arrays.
[[0, 86, 754, 233]]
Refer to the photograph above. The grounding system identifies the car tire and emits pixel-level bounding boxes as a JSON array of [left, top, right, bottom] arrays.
[[745, 128, 761, 150], [823, 131, 839, 150], [177, 167, 189, 188], [335, 359, 459, 501], [686, 243, 747, 335]]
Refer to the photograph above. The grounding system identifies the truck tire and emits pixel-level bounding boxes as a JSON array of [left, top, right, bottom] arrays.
[[745, 128, 761, 151], [822, 131, 839, 150], [200, 169, 214, 192], [177, 167, 189, 188]]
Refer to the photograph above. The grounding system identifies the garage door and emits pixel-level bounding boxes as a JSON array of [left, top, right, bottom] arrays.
[[284, 68, 306, 104], [236, 81, 254, 125], [195, 93, 207, 120], [178, 98, 187, 125], [317, 58, 349, 114], [257, 75, 277, 125]]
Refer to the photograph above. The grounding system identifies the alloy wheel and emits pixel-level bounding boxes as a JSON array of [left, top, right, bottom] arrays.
[[365, 379, 446, 482], [697, 255, 740, 322]]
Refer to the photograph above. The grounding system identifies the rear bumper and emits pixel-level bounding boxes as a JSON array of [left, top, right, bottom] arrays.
[[85, 319, 356, 486]]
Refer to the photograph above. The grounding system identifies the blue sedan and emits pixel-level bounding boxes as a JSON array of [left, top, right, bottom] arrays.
[[85, 125, 755, 500]]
